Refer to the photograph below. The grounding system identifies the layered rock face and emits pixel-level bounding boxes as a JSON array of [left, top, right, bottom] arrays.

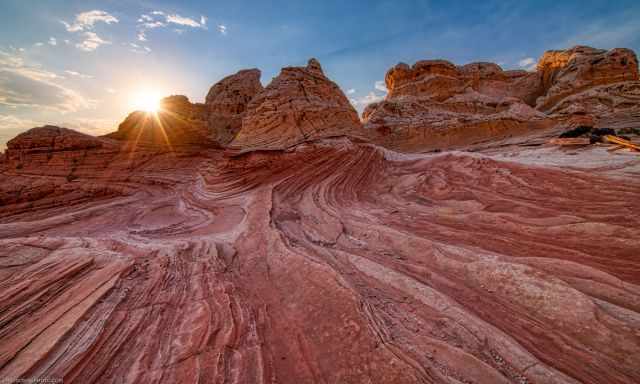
[[106, 95, 216, 149], [2, 48, 640, 384], [1, 131, 640, 383], [231, 58, 363, 152], [536, 47, 640, 128], [365, 46, 640, 151], [365, 60, 550, 151], [204, 68, 264, 145]]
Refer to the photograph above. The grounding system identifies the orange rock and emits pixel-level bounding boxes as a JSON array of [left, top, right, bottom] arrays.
[[231, 58, 363, 152], [205, 69, 264, 145]]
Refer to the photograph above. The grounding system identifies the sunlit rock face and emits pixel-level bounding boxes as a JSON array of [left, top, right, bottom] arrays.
[[205, 68, 264, 145], [535, 47, 640, 126], [231, 58, 364, 152], [365, 60, 550, 151], [364, 45, 640, 151], [1, 49, 640, 384], [106, 95, 216, 149]]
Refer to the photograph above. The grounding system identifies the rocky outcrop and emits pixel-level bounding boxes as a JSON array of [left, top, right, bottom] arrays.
[[366, 60, 550, 151], [231, 58, 363, 152], [536, 46, 639, 113], [1, 48, 640, 384], [1, 129, 640, 383], [205, 69, 264, 145], [365, 46, 640, 151], [4, 126, 120, 177], [106, 95, 216, 149]]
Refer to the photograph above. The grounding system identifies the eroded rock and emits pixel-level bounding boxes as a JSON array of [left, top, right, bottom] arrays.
[[231, 58, 363, 152]]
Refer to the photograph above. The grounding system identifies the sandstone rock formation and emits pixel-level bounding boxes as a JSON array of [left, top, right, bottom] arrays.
[[231, 58, 363, 152], [205, 68, 264, 145], [1, 48, 640, 384], [365, 60, 550, 151], [106, 95, 216, 149], [364, 46, 640, 151]]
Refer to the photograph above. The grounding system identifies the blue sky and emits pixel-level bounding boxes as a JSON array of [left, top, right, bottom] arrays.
[[1, 0, 639, 149]]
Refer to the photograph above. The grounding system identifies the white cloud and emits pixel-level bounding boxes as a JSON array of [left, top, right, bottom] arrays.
[[518, 57, 536, 71], [166, 14, 207, 29], [128, 43, 151, 54], [350, 92, 385, 108], [61, 10, 119, 32], [217, 24, 227, 35], [0, 50, 90, 113], [346, 88, 356, 95], [34, 42, 44, 47], [48, 37, 57, 46], [76, 32, 110, 52], [135, 11, 207, 42], [63, 39, 70, 45], [374, 80, 388, 93], [64, 70, 93, 79]]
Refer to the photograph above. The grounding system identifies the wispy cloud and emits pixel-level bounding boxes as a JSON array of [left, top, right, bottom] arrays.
[[34, 42, 44, 47], [61, 10, 118, 52], [350, 92, 385, 110], [64, 70, 93, 79], [518, 57, 536, 71], [76, 32, 110, 52], [166, 14, 207, 29], [217, 24, 227, 35], [48, 37, 57, 46], [136, 11, 208, 42], [374, 80, 388, 93], [128, 43, 151, 54], [0, 50, 90, 112], [346, 88, 356, 95], [61, 10, 118, 32]]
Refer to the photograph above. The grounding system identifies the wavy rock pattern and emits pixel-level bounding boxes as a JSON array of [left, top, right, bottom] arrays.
[[1, 131, 639, 383]]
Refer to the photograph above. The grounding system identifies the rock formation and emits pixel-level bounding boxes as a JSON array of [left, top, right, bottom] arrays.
[[205, 68, 264, 145], [106, 95, 216, 149], [364, 46, 640, 151], [1, 46, 640, 384], [364, 60, 550, 151], [231, 58, 363, 152]]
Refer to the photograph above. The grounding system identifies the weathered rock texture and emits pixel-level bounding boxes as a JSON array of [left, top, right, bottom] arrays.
[[1, 126, 640, 383], [231, 58, 363, 152], [205, 69, 264, 145], [365, 60, 550, 151], [365, 46, 640, 151], [106, 95, 216, 149], [1, 48, 640, 384]]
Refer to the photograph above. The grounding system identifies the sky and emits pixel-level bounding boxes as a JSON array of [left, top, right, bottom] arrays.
[[1, 0, 640, 149]]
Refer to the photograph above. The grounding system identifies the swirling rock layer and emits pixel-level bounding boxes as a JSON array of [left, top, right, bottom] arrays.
[[1, 121, 640, 383]]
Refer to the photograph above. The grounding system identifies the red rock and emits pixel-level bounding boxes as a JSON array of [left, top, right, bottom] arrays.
[[1, 49, 640, 384], [106, 95, 216, 149], [366, 59, 550, 151], [205, 69, 264, 145], [231, 58, 363, 152], [536, 46, 639, 113]]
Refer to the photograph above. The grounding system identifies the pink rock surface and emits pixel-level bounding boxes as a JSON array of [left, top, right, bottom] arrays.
[[1, 49, 640, 384]]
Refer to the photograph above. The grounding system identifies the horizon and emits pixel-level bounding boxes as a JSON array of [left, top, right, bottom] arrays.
[[1, 0, 640, 150]]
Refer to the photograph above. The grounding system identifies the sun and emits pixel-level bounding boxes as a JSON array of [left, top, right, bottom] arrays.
[[130, 89, 163, 113]]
